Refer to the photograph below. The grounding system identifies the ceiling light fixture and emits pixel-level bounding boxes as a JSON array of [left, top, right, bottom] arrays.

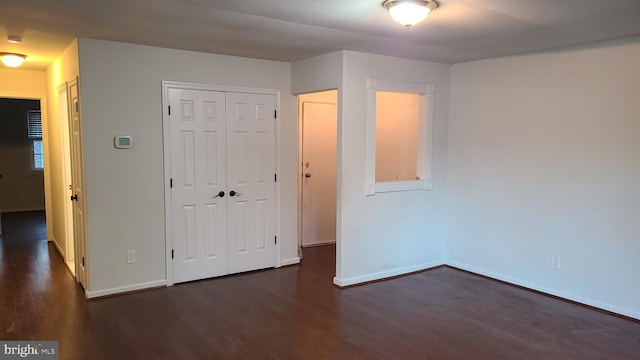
[[383, 0, 438, 27], [8, 35, 23, 44], [0, 53, 27, 68]]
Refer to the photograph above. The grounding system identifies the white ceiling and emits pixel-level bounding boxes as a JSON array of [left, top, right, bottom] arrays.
[[2, 0, 640, 70]]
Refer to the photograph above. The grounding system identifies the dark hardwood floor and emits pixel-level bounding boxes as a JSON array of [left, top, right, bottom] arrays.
[[1, 211, 639, 359]]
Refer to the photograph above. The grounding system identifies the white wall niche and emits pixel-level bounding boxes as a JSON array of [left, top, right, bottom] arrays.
[[365, 78, 435, 195]]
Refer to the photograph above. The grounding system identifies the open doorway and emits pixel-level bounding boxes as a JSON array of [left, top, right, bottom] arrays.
[[298, 90, 338, 259], [0, 97, 47, 252], [0, 98, 46, 211]]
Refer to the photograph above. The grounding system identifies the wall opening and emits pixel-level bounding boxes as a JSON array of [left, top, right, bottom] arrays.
[[365, 78, 435, 195], [297, 89, 338, 259]]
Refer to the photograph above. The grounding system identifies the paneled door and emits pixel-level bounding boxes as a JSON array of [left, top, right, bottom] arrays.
[[170, 89, 228, 283], [169, 88, 276, 283], [68, 78, 88, 289], [226, 92, 276, 274]]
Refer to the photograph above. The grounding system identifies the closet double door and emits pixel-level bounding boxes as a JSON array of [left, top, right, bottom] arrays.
[[169, 88, 276, 283]]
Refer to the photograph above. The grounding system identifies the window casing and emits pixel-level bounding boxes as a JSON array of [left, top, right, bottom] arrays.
[[365, 78, 434, 195]]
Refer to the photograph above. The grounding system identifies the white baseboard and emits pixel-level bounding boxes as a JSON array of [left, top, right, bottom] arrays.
[[302, 240, 336, 248], [86, 280, 167, 299], [50, 236, 65, 259], [333, 260, 444, 287], [65, 260, 76, 277], [280, 257, 300, 267], [446, 260, 640, 321]]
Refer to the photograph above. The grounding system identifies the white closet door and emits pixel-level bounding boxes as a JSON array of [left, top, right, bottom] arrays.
[[69, 79, 88, 288], [226, 92, 277, 274], [169, 88, 277, 283], [170, 88, 228, 283]]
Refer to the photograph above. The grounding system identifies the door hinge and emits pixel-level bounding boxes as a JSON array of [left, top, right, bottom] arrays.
[[274, 236, 277, 244], [82, 256, 85, 267], [274, 110, 277, 118], [75, 101, 79, 113], [171, 249, 174, 259], [170, 178, 173, 188], [274, 173, 277, 182], [168, 106, 171, 115]]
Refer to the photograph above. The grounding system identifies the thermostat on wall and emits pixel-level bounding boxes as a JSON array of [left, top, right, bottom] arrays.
[[114, 136, 133, 149]]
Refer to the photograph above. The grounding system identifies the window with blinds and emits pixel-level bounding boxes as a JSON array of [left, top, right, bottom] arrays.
[[27, 110, 44, 170]]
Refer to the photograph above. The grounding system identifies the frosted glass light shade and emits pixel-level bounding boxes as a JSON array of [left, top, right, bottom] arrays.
[[383, 0, 437, 27], [1, 53, 26, 67]]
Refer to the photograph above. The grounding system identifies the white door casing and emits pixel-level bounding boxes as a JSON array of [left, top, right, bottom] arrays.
[[166, 84, 278, 284], [301, 102, 337, 246], [69, 78, 88, 289]]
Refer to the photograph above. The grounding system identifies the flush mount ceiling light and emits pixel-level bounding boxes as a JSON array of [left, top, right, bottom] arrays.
[[7, 35, 23, 44], [383, 0, 438, 27], [0, 53, 27, 68]]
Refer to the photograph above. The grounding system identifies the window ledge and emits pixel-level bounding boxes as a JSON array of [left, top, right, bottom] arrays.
[[365, 179, 433, 195]]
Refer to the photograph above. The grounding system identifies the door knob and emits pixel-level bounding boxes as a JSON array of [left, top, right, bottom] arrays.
[[213, 191, 225, 199], [70, 194, 78, 201], [305, 173, 311, 178], [229, 190, 242, 197]]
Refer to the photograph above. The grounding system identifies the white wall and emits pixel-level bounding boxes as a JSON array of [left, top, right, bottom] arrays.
[[446, 37, 640, 319], [77, 38, 297, 296], [291, 52, 343, 96], [336, 51, 449, 285]]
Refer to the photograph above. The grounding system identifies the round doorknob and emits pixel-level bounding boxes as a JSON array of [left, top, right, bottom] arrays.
[[213, 191, 225, 199], [305, 173, 311, 178]]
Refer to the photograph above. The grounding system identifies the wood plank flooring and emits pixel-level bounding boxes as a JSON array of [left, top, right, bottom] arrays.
[[1, 211, 639, 359]]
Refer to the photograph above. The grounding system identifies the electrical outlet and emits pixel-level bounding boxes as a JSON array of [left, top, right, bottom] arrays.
[[126, 250, 136, 264], [551, 255, 560, 270]]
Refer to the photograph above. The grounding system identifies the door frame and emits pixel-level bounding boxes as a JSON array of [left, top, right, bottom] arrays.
[[161, 81, 282, 286], [0, 89, 51, 243], [296, 90, 339, 257], [300, 101, 338, 247], [57, 82, 76, 275]]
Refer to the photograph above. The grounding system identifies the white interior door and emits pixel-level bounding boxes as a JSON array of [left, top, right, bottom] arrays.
[[302, 102, 337, 246], [226, 92, 276, 274], [58, 83, 75, 275], [68, 78, 87, 288], [169, 88, 276, 283], [170, 88, 228, 283]]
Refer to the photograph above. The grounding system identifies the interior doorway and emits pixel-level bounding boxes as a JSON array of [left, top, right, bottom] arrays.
[[298, 90, 338, 254], [1, 71, 87, 292], [0, 97, 46, 215]]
